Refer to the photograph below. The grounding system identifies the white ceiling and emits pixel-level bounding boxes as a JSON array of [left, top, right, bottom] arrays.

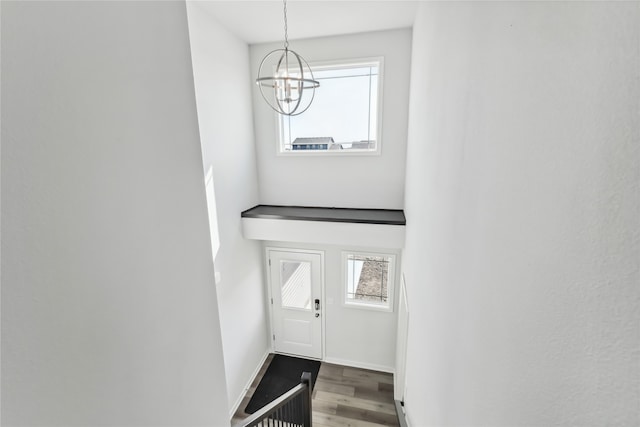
[[193, 1, 419, 45]]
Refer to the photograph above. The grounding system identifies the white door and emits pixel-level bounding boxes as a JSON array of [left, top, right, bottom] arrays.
[[268, 249, 322, 359]]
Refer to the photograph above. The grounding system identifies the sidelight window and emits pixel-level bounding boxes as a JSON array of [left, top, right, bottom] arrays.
[[343, 251, 395, 311]]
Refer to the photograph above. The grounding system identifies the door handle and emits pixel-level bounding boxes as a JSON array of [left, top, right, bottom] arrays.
[[315, 299, 320, 310]]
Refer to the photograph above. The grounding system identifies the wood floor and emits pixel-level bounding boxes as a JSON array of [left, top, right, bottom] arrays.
[[231, 354, 400, 427]]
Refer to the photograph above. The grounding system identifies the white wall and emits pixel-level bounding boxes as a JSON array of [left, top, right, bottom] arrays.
[[1, 2, 230, 425], [186, 3, 270, 416], [265, 241, 400, 372], [402, 2, 639, 426], [250, 29, 412, 209]]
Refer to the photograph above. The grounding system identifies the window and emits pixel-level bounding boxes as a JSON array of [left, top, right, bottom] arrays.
[[343, 252, 395, 311], [280, 260, 312, 310], [279, 58, 383, 155]]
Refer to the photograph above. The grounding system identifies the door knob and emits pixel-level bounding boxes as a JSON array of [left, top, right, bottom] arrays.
[[315, 299, 320, 310]]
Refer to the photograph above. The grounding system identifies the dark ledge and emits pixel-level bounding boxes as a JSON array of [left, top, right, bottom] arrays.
[[241, 205, 406, 226]]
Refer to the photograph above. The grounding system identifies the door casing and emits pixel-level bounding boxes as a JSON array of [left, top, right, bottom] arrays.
[[265, 247, 325, 360]]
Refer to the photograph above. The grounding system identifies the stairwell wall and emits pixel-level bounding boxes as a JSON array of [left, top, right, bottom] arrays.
[[186, 2, 270, 416], [402, 2, 640, 425], [1, 2, 230, 424]]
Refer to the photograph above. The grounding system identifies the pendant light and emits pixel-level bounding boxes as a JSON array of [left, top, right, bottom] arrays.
[[256, 0, 319, 116]]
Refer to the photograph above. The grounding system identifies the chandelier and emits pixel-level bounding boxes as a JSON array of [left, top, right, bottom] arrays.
[[256, 0, 319, 116]]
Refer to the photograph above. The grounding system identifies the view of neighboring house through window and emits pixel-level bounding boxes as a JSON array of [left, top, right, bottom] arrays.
[[343, 252, 394, 311], [279, 58, 382, 154]]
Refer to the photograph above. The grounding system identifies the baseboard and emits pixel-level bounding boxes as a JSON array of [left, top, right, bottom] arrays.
[[228, 349, 271, 418], [395, 400, 409, 427], [322, 356, 394, 374]]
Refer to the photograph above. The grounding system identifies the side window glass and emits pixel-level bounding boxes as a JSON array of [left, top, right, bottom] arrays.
[[343, 252, 394, 311]]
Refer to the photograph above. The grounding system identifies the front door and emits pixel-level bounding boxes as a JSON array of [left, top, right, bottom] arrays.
[[268, 249, 322, 359]]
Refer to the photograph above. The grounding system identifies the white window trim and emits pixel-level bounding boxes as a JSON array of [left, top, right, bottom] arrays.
[[341, 250, 395, 313], [275, 56, 385, 157]]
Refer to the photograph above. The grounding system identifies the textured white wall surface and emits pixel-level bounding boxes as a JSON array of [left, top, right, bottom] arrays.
[[186, 2, 270, 416], [1, 1, 230, 425], [250, 29, 412, 209], [402, 2, 639, 426]]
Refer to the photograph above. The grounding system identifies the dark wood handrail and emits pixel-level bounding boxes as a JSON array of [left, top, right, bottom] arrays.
[[234, 372, 312, 427]]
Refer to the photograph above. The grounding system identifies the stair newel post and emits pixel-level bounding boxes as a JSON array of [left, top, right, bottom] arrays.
[[301, 371, 312, 426]]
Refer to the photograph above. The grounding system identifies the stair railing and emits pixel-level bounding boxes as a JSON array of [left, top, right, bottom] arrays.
[[235, 372, 312, 427]]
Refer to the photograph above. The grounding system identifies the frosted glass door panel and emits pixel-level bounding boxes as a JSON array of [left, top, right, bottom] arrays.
[[281, 261, 312, 310]]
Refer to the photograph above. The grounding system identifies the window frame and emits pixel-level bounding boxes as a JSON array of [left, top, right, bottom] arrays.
[[275, 57, 385, 157], [341, 250, 395, 312]]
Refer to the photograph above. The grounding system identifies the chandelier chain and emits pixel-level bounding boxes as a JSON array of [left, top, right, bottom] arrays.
[[283, 0, 289, 49]]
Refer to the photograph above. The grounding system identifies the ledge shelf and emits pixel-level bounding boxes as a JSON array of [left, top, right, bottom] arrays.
[[241, 205, 406, 248]]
